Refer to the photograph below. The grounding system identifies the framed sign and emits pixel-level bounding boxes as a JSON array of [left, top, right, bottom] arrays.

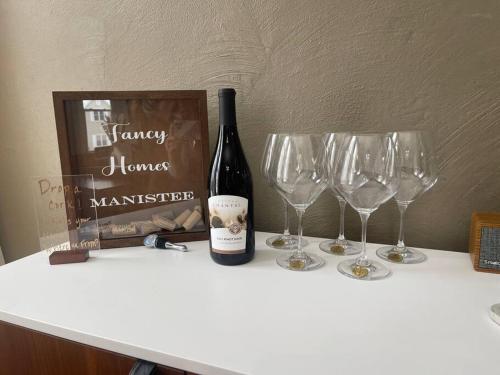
[[53, 91, 210, 248]]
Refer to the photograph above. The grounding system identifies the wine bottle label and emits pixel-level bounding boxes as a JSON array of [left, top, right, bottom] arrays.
[[208, 195, 248, 254]]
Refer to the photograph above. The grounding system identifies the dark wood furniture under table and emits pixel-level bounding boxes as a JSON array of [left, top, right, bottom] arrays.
[[0, 320, 199, 375]]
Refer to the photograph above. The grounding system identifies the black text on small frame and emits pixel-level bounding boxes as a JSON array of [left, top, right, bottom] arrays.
[[53, 91, 210, 248]]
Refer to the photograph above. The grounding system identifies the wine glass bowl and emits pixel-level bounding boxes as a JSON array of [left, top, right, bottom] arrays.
[[376, 130, 438, 264], [334, 133, 400, 280], [260, 133, 308, 250], [270, 134, 327, 271], [273, 135, 325, 208]]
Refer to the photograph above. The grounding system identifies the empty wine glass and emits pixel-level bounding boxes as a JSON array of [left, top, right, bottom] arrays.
[[270, 134, 327, 271], [319, 132, 360, 256], [261, 134, 308, 250], [376, 131, 438, 264], [334, 133, 400, 280]]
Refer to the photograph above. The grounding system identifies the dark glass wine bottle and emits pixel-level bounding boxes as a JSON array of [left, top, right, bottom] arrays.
[[208, 88, 255, 265]]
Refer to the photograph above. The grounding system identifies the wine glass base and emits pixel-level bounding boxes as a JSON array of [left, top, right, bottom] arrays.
[[276, 252, 325, 272], [376, 246, 427, 264], [319, 239, 360, 256], [337, 258, 391, 281], [266, 234, 308, 250]]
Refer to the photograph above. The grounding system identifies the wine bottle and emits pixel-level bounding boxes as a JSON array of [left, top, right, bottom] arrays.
[[208, 88, 255, 265]]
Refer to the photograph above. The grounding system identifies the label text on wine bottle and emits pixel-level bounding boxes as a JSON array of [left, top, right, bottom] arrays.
[[208, 195, 248, 254]]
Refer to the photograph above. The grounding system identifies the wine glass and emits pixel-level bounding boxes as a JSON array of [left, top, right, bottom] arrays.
[[270, 134, 327, 271], [319, 132, 360, 256], [376, 131, 438, 264], [334, 133, 400, 280], [261, 134, 308, 250]]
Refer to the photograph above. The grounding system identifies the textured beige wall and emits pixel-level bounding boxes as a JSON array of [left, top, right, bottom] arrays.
[[1, 0, 499, 261]]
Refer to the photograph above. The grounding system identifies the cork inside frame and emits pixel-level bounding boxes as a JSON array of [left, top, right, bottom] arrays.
[[52, 91, 210, 249]]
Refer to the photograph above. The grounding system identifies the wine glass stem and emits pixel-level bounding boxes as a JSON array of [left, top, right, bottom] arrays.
[[357, 212, 370, 266], [294, 209, 305, 256], [337, 197, 346, 241], [282, 198, 290, 236], [396, 203, 408, 251]]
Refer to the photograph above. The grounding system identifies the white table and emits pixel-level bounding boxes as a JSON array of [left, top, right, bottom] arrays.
[[0, 232, 499, 375]]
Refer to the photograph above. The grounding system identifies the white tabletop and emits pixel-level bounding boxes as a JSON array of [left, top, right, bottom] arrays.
[[0, 232, 499, 375]]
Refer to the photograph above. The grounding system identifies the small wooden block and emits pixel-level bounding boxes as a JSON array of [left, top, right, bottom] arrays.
[[49, 249, 89, 265], [469, 212, 500, 274]]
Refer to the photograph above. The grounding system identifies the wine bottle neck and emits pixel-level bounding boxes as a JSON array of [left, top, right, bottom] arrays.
[[219, 89, 237, 127], [218, 122, 240, 142]]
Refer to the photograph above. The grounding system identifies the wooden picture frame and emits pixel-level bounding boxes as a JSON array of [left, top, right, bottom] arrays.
[[53, 91, 210, 249]]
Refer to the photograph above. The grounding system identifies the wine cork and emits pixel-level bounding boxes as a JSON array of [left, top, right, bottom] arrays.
[[174, 209, 192, 226], [152, 214, 178, 231], [99, 223, 113, 239], [99, 223, 112, 235], [111, 224, 137, 236], [193, 205, 202, 213], [182, 209, 202, 231], [161, 210, 175, 220], [131, 220, 160, 235]]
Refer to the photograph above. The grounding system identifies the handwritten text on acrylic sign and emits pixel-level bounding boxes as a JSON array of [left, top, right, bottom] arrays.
[[38, 179, 93, 229], [101, 123, 170, 176], [38, 179, 83, 211], [36, 177, 99, 251], [38, 178, 93, 227]]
